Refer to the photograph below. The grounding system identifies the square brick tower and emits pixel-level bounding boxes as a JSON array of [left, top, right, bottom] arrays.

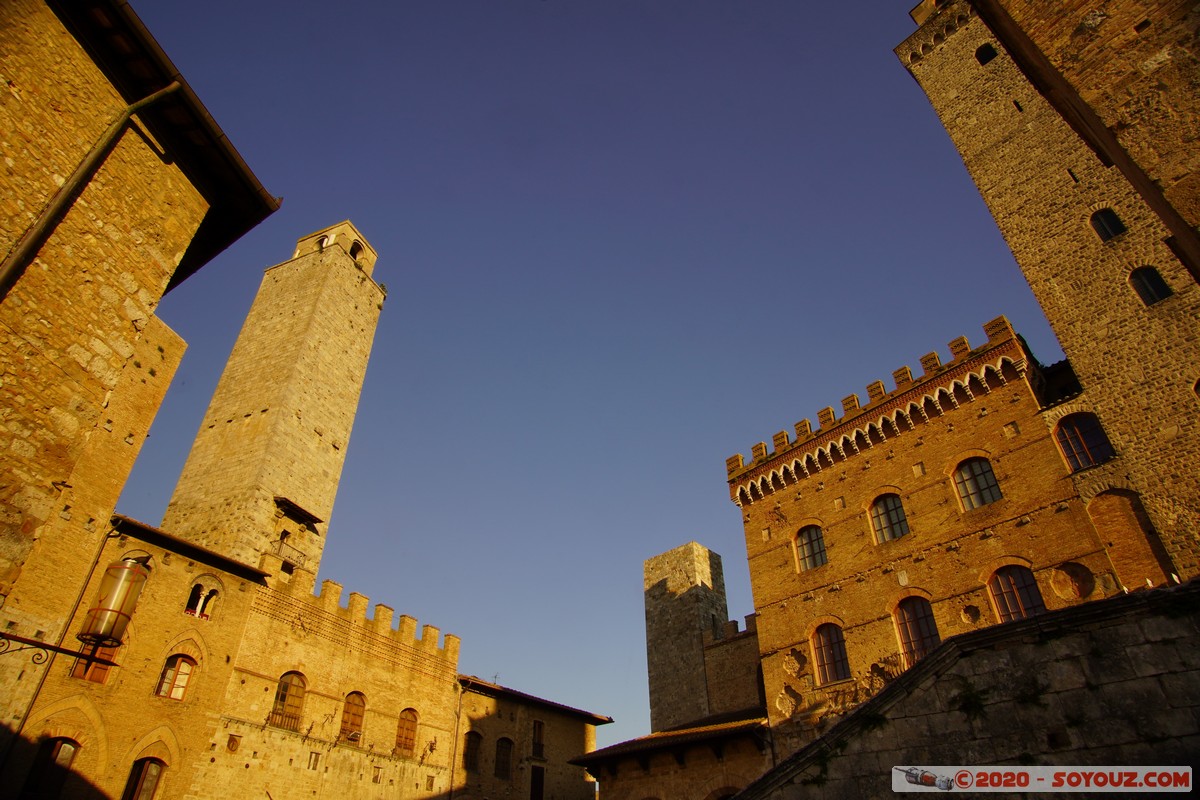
[[162, 222, 385, 590]]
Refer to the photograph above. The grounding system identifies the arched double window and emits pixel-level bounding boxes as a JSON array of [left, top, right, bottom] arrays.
[[895, 597, 940, 668], [155, 654, 196, 700], [339, 692, 366, 742], [811, 624, 851, 685], [396, 708, 418, 755], [184, 583, 218, 619], [269, 672, 306, 731], [1055, 413, 1115, 472], [954, 458, 1002, 510], [988, 565, 1046, 622], [871, 494, 910, 543], [796, 526, 828, 571]]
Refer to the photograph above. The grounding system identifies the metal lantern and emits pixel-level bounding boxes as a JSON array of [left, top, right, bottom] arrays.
[[77, 558, 148, 646]]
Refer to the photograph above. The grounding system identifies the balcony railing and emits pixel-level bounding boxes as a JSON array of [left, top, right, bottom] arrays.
[[267, 710, 302, 731], [271, 539, 307, 567]]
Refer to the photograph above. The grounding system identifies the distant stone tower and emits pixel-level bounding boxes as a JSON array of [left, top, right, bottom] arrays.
[[162, 222, 385, 589], [897, 1, 1200, 577], [644, 542, 728, 731]]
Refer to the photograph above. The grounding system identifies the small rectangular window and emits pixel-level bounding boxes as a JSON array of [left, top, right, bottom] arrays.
[[71, 643, 118, 684], [307, 752, 320, 771]]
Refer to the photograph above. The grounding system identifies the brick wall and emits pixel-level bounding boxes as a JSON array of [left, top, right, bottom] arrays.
[[727, 320, 1128, 752]]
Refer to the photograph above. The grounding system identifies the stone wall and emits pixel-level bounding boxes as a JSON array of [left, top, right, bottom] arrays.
[[982, 0, 1200, 230], [644, 543, 730, 731], [0, 0, 215, 745], [897, 0, 1200, 578], [734, 581, 1200, 799]]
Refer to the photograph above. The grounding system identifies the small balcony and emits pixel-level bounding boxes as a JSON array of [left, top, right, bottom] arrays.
[[271, 539, 307, 568], [267, 710, 302, 731]]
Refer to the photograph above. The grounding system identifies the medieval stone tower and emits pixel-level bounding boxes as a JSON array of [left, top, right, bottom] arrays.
[[643, 542, 730, 731], [897, 0, 1200, 579], [162, 221, 385, 589]]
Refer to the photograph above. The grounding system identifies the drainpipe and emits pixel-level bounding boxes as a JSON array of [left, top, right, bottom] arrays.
[[0, 81, 182, 300]]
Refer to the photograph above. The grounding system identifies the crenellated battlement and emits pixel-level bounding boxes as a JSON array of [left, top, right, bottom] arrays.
[[726, 316, 1027, 506], [254, 578, 461, 664], [701, 613, 758, 647]]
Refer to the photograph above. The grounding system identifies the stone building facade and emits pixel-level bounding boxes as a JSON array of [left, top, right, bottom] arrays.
[[0, 0, 277, 773], [897, 0, 1200, 577]]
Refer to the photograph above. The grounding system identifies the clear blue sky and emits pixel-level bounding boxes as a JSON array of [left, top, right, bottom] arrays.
[[119, 0, 1061, 748]]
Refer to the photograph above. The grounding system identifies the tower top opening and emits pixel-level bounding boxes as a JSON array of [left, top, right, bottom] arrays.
[[293, 220, 379, 276]]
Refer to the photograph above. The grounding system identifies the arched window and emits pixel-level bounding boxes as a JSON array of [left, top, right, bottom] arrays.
[[155, 654, 196, 700], [988, 565, 1046, 622], [811, 624, 851, 685], [339, 692, 366, 742], [954, 458, 1002, 510], [975, 43, 997, 65], [463, 731, 482, 771], [871, 494, 910, 543], [120, 758, 165, 800], [316, 235, 328, 250], [269, 672, 306, 731], [895, 597, 940, 668], [22, 737, 79, 799], [1090, 208, 1126, 241], [395, 708, 418, 755], [495, 737, 514, 780], [349, 241, 364, 261], [1129, 266, 1172, 305], [184, 582, 218, 619], [796, 525, 827, 571], [1055, 413, 1115, 472]]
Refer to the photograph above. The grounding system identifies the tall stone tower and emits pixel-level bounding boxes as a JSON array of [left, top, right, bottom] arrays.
[[644, 542, 728, 731], [897, 1, 1200, 577], [162, 221, 385, 589]]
